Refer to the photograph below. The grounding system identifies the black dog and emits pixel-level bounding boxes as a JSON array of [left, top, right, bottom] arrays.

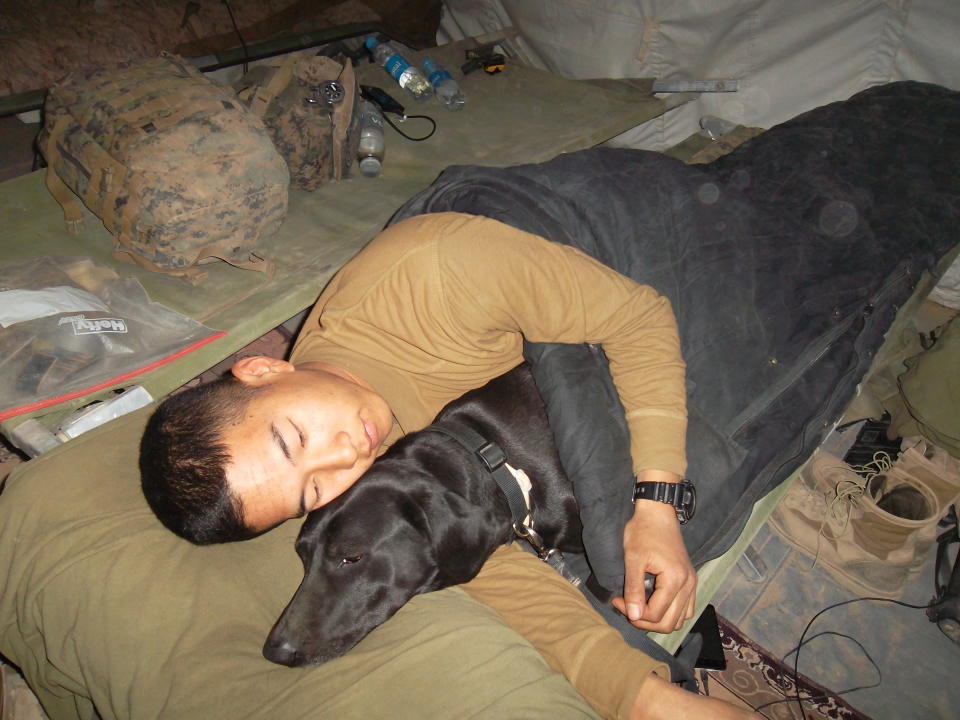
[[263, 362, 583, 667]]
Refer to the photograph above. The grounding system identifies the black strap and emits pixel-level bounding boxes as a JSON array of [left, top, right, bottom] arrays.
[[585, 571, 656, 605], [425, 420, 530, 527], [585, 572, 615, 604]]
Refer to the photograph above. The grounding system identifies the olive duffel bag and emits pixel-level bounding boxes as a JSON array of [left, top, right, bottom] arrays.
[[39, 52, 289, 284]]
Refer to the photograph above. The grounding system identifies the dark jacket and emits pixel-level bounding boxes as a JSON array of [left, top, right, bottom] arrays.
[[391, 80, 960, 593]]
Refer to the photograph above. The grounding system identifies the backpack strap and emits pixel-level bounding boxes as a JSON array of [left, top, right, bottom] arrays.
[[112, 236, 275, 286], [83, 135, 134, 234], [330, 60, 357, 181], [111, 246, 209, 285], [44, 114, 87, 233], [248, 54, 296, 117]]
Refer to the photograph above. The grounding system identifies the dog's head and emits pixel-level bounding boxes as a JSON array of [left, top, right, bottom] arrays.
[[262, 449, 499, 667], [262, 468, 437, 666]]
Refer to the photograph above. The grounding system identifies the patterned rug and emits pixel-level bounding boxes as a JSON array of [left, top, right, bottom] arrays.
[[713, 615, 872, 719]]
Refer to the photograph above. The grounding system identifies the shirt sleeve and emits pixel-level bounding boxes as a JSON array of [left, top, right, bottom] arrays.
[[435, 214, 688, 476], [461, 544, 669, 719]]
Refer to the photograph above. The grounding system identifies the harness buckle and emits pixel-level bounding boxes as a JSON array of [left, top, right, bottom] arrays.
[[476, 441, 506, 472]]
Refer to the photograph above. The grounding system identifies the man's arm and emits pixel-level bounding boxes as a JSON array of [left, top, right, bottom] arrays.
[[461, 543, 669, 720], [437, 214, 696, 631], [436, 214, 687, 476]]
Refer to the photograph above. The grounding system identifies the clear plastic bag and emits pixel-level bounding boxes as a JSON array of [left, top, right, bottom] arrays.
[[0, 257, 223, 420]]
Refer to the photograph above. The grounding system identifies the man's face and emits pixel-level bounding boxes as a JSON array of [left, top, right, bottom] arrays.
[[222, 362, 394, 533]]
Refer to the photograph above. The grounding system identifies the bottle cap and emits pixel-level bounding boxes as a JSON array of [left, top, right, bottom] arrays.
[[364, 36, 378, 50], [359, 156, 382, 177]]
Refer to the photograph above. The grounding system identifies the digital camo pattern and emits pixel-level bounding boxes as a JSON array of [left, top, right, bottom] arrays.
[[39, 53, 289, 274], [252, 54, 360, 190]]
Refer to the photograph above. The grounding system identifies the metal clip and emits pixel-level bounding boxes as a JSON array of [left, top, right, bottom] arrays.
[[514, 523, 549, 560], [305, 80, 345, 109], [514, 523, 578, 582]]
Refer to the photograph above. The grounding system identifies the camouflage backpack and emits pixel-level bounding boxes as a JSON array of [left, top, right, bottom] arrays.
[[239, 51, 361, 190], [39, 53, 289, 284]]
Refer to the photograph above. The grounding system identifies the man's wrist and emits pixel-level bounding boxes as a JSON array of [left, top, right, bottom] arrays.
[[632, 470, 682, 518], [635, 469, 682, 484], [632, 471, 696, 524]]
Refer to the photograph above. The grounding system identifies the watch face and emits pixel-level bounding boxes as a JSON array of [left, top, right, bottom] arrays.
[[680, 481, 696, 522]]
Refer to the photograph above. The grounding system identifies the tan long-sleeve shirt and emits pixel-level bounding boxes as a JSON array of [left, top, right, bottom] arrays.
[[290, 212, 687, 718]]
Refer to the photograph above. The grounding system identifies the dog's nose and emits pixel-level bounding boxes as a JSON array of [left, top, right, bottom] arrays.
[[263, 636, 302, 667]]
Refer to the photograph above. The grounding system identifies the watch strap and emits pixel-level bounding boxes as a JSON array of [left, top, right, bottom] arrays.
[[633, 479, 696, 523]]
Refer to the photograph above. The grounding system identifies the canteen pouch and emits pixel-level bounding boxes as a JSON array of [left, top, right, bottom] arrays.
[[239, 51, 361, 190]]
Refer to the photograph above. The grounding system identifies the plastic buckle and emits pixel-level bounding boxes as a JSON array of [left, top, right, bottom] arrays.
[[475, 440, 506, 472]]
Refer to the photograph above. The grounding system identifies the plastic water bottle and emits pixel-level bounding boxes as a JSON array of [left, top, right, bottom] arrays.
[[421, 57, 466, 111], [364, 37, 431, 102], [356, 99, 385, 177]]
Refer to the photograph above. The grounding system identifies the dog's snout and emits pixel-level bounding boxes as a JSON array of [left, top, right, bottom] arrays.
[[263, 635, 302, 667]]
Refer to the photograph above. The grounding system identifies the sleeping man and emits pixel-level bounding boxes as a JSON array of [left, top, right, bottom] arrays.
[[140, 212, 754, 719], [139, 80, 957, 719]]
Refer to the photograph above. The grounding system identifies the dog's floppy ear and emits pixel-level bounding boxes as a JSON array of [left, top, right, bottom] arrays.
[[388, 473, 495, 588], [379, 481, 444, 587], [423, 484, 505, 587]]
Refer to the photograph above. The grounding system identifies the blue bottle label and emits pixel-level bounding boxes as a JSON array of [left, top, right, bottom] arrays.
[[384, 54, 410, 81], [427, 69, 452, 86]]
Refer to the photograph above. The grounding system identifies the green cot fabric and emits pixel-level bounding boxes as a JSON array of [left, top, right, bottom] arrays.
[[0, 407, 598, 720]]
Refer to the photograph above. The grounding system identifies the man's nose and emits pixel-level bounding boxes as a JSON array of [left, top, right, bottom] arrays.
[[324, 431, 359, 468]]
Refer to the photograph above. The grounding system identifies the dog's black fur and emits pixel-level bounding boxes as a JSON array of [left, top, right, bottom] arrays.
[[263, 362, 583, 667]]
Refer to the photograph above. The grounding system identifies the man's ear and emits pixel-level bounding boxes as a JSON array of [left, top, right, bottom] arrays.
[[231, 356, 295, 385]]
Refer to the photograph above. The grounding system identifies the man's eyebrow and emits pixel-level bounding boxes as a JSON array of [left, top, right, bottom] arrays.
[[270, 422, 293, 464]]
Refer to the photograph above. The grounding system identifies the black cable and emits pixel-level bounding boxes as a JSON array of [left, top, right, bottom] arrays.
[[383, 112, 436, 142], [785, 631, 882, 695], [221, 0, 249, 75], [744, 595, 938, 718], [751, 630, 881, 714]]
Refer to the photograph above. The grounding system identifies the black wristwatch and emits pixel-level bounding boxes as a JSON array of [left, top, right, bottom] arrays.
[[632, 479, 697, 524]]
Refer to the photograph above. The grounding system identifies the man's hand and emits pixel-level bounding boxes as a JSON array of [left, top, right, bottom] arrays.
[[612, 470, 697, 633]]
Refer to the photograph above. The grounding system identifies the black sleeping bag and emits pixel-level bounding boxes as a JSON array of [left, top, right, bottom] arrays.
[[389, 81, 960, 598]]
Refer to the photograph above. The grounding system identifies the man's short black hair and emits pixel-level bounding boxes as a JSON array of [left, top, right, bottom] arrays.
[[139, 375, 264, 544]]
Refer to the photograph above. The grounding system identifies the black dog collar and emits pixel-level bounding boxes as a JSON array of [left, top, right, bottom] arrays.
[[426, 421, 583, 582], [425, 421, 530, 529]]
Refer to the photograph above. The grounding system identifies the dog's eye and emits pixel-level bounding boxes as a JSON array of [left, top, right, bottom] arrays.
[[338, 554, 363, 567]]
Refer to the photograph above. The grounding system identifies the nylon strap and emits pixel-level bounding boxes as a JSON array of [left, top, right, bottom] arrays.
[[111, 247, 209, 285], [44, 115, 86, 231], [80, 136, 130, 231], [426, 421, 530, 528], [107, 73, 197, 114], [111, 240, 274, 285], [330, 60, 356, 180], [250, 55, 296, 117]]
